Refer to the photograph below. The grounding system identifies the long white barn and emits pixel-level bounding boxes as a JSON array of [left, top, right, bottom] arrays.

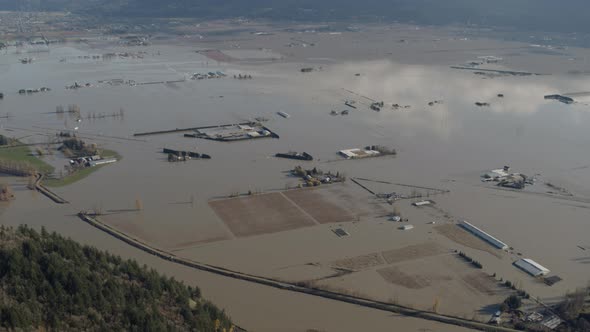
[[460, 220, 509, 250]]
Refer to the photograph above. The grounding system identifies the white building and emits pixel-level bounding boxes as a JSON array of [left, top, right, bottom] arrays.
[[514, 258, 550, 277], [277, 111, 290, 118], [89, 158, 117, 167], [339, 148, 380, 159], [400, 225, 414, 230], [412, 200, 431, 207], [482, 168, 510, 180], [460, 220, 509, 250]]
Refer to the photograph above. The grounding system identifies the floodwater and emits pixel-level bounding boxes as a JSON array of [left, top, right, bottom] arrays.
[[1, 30, 590, 330]]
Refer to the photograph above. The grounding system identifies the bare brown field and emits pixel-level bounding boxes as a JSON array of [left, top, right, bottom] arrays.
[[102, 215, 157, 244], [382, 242, 448, 264], [209, 193, 316, 237], [377, 266, 431, 289], [435, 224, 502, 258], [462, 272, 501, 296], [331, 253, 385, 271], [283, 189, 355, 224]]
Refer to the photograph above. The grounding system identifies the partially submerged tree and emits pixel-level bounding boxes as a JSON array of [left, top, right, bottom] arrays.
[[0, 159, 36, 177], [0, 135, 11, 146], [0, 183, 14, 201], [501, 295, 522, 312], [135, 198, 143, 211], [59, 138, 98, 157], [557, 288, 589, 321]]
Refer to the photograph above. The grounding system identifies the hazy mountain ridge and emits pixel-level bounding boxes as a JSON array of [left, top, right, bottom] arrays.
[[0, 0, 589, 33]]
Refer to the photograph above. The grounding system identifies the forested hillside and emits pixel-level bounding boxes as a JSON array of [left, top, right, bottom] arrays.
[[0, 225, 235, 331]]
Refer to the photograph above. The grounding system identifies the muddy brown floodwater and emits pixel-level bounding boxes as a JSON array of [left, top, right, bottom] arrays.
[[2, 25, 590, 331]]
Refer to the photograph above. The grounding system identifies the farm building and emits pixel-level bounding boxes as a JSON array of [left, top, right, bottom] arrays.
[[333, 228, 350, 237], [513, 258, 550, 277], [459, 220, 509, 250], [339, 148, 381, 159], [89, 158, 117, 167]]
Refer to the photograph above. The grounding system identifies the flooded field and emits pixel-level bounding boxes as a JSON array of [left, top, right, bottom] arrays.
[[2, 25, 590, 330]]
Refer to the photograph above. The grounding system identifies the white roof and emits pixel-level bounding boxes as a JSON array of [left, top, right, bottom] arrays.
[[339, 148, 380, 159], [490, 169, 509, 177], [339, 149, 359, 158], [460, 220, 509, 250], [514, 258, 550, 276], [89, 158, 117, 167]]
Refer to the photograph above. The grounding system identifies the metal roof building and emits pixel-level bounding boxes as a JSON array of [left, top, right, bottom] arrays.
[[513, 258, 550, 277], [89, 158, 117, 167], [338, 148, 380, 159], [460, 220, 509, 250]]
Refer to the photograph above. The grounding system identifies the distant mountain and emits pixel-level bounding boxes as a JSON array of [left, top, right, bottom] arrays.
[[2, 0, 590, 34]]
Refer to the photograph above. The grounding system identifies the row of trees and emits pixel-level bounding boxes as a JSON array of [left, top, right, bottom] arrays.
[[0, 225, 234, 331], [457, 251, 483, 269], [0, 159, 37, 176]]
